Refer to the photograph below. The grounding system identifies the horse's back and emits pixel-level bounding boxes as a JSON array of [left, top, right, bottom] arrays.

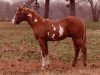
[[66, 16, 85, 27]]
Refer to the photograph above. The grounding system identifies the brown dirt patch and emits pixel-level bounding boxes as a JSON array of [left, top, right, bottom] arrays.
[[0, 59, 99, 75]]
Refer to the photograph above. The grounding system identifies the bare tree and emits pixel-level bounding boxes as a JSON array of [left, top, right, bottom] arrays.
[[66, 0, 75, 16], [24, 0, 40, 12], [88, 0, 100, 22], [44, 0, 50, 18], [5, 2, 11, 20], [70, 0, 75, 16]]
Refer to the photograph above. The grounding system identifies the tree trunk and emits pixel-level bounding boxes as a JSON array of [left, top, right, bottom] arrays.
[[44, 0, 50, 18], [88, 0, 100, 22], [70, 0, 75, 16]]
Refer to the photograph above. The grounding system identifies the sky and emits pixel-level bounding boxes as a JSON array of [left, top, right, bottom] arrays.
[[2, 0, 13, 4], [2, 0, 99, 4], [2, 0, 65, 4], [3, 0, 12, 2]]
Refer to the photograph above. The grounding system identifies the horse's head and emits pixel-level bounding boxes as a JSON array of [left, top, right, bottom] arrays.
[[12, 6, 27, 25]]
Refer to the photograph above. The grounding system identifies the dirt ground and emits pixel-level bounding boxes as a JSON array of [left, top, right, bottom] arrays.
[[0, 22, 99, 75], [0, 58, 99, 75]]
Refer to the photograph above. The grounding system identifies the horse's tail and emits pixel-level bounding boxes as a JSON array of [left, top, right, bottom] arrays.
[[83, 24, 86, 46]]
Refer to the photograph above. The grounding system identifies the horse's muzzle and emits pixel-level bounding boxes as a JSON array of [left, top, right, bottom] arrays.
[[11, 19, 20, 25]]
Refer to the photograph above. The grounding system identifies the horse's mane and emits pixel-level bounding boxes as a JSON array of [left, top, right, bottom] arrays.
[[23, 8, 43, 20]]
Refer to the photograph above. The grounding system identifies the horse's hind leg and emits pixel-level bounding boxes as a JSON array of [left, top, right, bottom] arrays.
[[75, 38, 87, 66], [72, 38, 80, 67]]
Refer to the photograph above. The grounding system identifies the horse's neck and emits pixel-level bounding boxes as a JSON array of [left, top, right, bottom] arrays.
[[26, 11, 45, 27], [34, 12, 44, 21]]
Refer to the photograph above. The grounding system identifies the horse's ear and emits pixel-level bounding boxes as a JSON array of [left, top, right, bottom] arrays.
[[17, 6, 23, 11], [22, 5, 25, 8]]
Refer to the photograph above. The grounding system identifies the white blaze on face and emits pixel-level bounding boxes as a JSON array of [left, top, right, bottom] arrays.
[[59, 25, 64, 37], [12, 16, 16, 24], [28, 14, 32, 18]]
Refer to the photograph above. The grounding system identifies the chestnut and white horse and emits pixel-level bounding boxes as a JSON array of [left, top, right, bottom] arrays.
[[12, 6, 87, 69]]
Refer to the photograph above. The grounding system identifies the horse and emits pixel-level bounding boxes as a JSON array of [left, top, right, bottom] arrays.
[[12, 6, 87, 69]]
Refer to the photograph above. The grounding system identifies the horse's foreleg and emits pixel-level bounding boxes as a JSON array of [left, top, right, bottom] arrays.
[[75, 38, 87, 66], [38, 39, 50, 69], [44, 41, 50, 67], [72, 38, 80, 67]]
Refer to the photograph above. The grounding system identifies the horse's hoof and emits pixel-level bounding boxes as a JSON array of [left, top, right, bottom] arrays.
[[41, 67, 46, 70], [41, 66, 49, 70]]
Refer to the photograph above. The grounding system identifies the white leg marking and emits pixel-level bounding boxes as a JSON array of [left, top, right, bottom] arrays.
[[59, 25, 64, 37], [41, 55, 50, 69], [41, 56, 46, 69], [45, 55, 50, 66]]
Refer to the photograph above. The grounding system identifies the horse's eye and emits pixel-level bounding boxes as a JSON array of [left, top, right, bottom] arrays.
[[16, 13, 19, 15], [16, 12, 21, 15]]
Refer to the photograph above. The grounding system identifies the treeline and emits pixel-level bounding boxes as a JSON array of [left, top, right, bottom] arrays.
[[0, 1, 22, 21], [0, 0, 99, 21]]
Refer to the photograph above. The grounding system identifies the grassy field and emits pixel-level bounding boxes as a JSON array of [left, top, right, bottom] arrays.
[[0, 22, 99, 75]]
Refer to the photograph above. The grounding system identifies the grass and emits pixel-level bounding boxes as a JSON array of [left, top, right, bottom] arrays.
[[0, 22, 99, 74], [0, 21, 100, 61], [86, 21, 100, 29]]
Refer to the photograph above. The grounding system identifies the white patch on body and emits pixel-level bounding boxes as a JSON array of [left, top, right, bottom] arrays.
[[53, 27, 56, 31], [34, 18, 38, 22], [52, 24, 56, 31], [59, 25, 64, 37], [11, 16, 16, 24], [28, 14, 32, 18], [41, 55, 50, 69], [51, 34, 55, 40], [47, 32, 49, 36]]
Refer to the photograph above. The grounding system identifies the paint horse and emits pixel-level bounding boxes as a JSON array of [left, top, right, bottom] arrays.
[[12, 6, 87, 69]]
